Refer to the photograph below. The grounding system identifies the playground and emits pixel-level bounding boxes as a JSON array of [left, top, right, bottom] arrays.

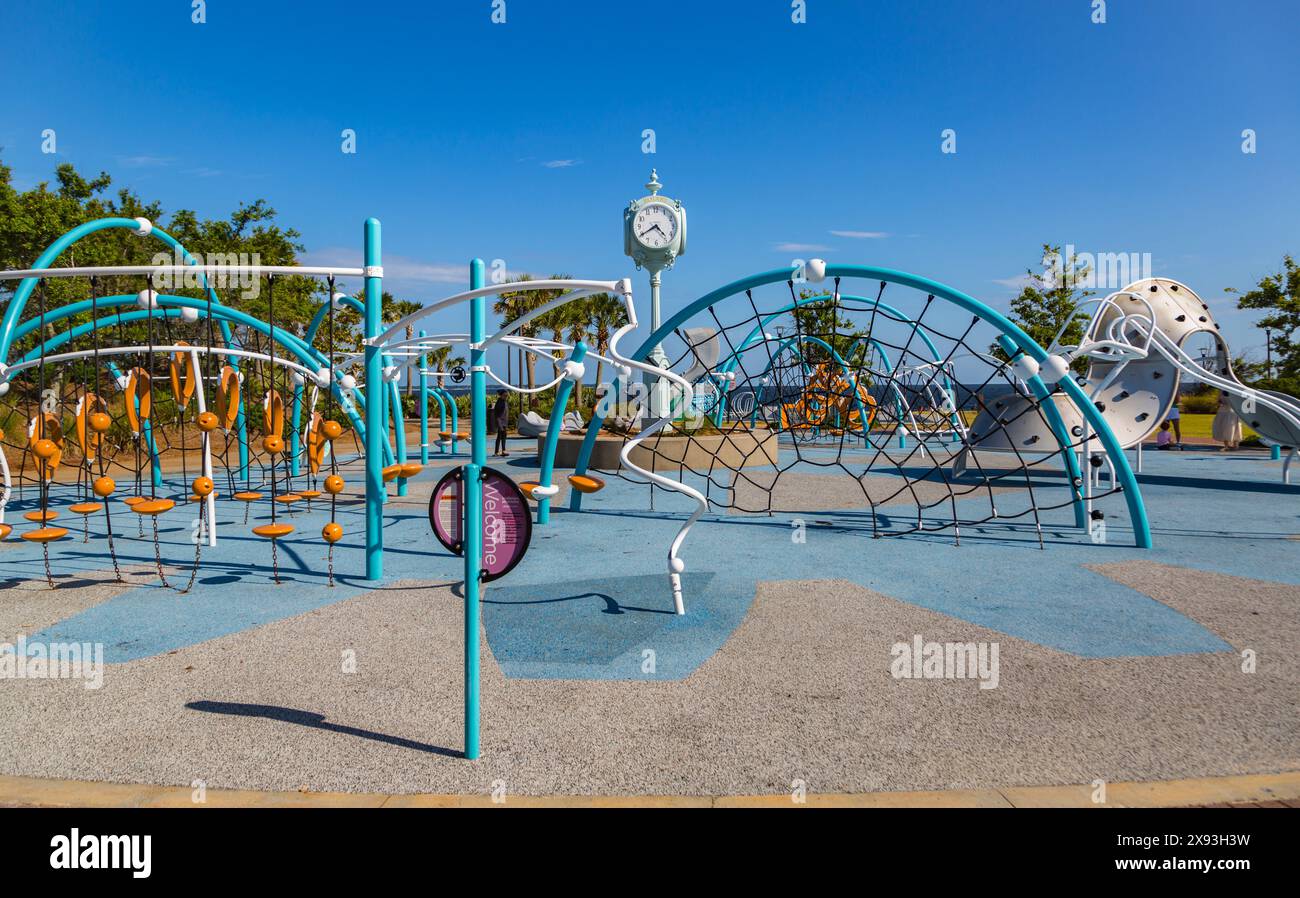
[[0, 217, 1297, 800]]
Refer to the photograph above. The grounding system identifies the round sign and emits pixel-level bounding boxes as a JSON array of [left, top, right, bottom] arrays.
[[450, 366, 467, 384], [428, 465, 532, 582]]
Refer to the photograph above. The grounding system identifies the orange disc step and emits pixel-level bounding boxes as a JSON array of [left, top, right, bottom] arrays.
[[24, 509, 59, 522], [68, 503, 104, 515], [274, 494, 301, 505], [567, 474, 605, 494], [399, 462, 423, 478], [131, 499, 176, 516], [22, 527, 69, 543], [252, 523, 294, 539], [233, 492, 263, 502], [381, 464, 402, 483], [298, 490, 322, 500], [122, 496, 147, 507], [518, 481, 541, 498], [0, 523, 12, 540]]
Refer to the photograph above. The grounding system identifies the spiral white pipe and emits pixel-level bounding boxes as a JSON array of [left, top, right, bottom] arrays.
[[606, 288, 708, 616]]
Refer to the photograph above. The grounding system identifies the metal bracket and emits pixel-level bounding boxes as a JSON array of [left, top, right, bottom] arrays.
[[364, 265, 384, 278]]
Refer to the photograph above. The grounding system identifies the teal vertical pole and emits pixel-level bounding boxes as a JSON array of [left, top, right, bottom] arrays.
[[1271, 444, 1282, 461], [289, 378, 304, 476], [464, 258, 485, 759], [363, 218, 384, 580], [419, 330, 430, 464], [537, 342, 587, 525]]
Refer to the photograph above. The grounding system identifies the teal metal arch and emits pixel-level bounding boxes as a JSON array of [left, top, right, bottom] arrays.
[[569, 264, 1148, 548], [0, 217, 254, 478], [707, 292, 962, 443]]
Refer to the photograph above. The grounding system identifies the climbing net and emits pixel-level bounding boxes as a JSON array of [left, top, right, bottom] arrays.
[[0, 267, 363, 590], [595, 275, 1127, 547]]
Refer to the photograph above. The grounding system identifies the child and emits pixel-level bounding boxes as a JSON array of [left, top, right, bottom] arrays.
[[1155, 420, 1173, 449]]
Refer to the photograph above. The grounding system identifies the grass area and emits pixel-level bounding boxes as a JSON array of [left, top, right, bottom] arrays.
[[1174, 413, 1258, 442]]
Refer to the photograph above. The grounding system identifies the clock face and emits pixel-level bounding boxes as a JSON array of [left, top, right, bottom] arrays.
[[632, 203, 678, 250]]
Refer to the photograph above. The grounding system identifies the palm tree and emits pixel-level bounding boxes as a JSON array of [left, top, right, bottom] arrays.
[[492, 274, 551, 410], [383, 298, 423, 396], [584, 293, 628, 413]]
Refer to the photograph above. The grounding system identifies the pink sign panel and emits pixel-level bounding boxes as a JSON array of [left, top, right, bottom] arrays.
[[428, 466, 532, 582]]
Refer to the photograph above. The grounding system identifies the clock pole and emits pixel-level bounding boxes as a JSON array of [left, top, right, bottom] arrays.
[[624, 169, 686, 418]]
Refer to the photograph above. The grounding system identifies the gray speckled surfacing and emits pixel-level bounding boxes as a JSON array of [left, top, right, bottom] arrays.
[[0, 563, 1295, 796]]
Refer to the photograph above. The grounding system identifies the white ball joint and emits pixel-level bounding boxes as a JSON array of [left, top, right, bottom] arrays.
[[1010, 354, 1041, 382], [1037, 353, 1070, 385], [339, 373, 357, 391], [669, 556, 686, 574], [0, 365, 9, 397], [561, 360, 586, 382], [292, 371, 305, 387], [180, 306, 199, 323], [132, 217, 153, 237], [331, 293, 351, 311], [805, 258, 827, 284], [136, 288, 160, 309], [315, 367, 333, 388]]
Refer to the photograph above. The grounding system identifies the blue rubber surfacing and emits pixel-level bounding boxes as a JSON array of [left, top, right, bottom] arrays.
[[6, 445, 1296, 676]]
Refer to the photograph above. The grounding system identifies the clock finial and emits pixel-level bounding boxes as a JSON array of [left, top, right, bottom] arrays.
[[646, 168, 662, 195]]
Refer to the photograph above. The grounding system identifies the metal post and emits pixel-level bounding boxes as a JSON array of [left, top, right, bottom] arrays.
[[537, 341, 588, 525], [419, 329, 429, 465], [464, 258, 486, 759], [363, 218, 383, 580]]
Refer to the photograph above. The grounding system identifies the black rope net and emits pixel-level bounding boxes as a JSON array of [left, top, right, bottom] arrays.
[[591, 277, 1124, 546], [0, 274, 362, 585]]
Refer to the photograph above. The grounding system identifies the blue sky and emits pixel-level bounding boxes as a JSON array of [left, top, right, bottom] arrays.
[[2, 0, 1297, 363]]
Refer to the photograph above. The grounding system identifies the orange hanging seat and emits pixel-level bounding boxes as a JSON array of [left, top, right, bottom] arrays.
[[381, 464, 402, 483], [131, 499, 176, 516], [69, 502, 104, 515], [23, 526, 68, 543], [233, 492, 263, 502], [252, 523, 294, 539], [399, 462, 423, 479], [0, 523, 12, 540], [24, 509, 59, 523]]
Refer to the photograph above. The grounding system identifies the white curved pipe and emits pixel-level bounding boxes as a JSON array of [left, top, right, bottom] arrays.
[[606, 300, 708, 616]]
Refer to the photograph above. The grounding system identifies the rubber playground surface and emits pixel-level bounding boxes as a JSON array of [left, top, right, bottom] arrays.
[[1, 437, 1297, 797]]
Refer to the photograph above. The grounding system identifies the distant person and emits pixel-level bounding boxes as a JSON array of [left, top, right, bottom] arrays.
[[1165, 401, 1182, 447], [1211, 392, 1242, 451], [1155, 420, 1173, 449], [492, 389, 509, 457]]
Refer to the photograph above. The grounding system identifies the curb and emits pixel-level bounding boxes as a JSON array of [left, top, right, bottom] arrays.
[[3, 771, 1298, 808]]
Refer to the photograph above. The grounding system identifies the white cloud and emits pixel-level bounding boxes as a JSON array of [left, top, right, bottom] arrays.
[[829, 230, 889, 239], [118, 154, 174, 168], [993, 273, 1038, 289], [775, 242, 832, 253], [541, 159, 580, 168]]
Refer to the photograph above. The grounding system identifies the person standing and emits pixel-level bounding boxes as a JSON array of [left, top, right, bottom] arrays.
[[492, 389, 510, 457], [1211, 391, 1242, 451], [1165, 399, 1182, 448]]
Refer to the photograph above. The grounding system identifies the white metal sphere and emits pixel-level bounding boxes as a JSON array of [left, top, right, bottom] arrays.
[[180, 306, 199, 323], [669, 556, 686, 573], [136, 288, 159, 309], [805, 259, 827, 283], [132, 217, 153, 237], [331, 292, 350, 311], [340, 374, 357, 390], [562, 360, 586, 382], [1010, 354, 1040, 381], [1038, 354, 1070, 385], [0, 381, 8, 397]]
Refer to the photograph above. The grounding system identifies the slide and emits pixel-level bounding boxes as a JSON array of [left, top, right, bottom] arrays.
[[967, 278, 1300, 477]]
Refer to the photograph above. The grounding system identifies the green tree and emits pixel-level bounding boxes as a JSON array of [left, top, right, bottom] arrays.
[[1228, 255, 1300, 396], [992, 245, 1093, 369], [583, 292, 627, 412]]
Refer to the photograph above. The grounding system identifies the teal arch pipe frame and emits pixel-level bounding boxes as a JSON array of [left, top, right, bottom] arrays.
[[0, 218, 254, 480], [535, 341, 588, 525], [568, 264, 1151, 549]]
